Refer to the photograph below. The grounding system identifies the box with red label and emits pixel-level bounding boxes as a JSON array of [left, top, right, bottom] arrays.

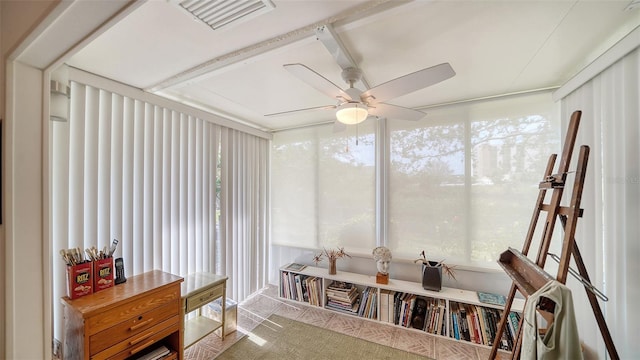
[[66, 262, 93, 299], [93, 257, 114, 292]]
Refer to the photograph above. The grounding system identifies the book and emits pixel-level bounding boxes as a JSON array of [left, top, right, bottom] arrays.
[[459, 304, 470, 341], [476, 291, 506, 306], [134, 345, 170, 360], [285, 263, 307, 271], [387, 290, 395, 324], [294, 274, 303, 301], [380, 290, 389, 323]]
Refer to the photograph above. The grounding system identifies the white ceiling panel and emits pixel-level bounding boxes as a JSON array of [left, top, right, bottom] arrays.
[[66, 0, 640, 132]]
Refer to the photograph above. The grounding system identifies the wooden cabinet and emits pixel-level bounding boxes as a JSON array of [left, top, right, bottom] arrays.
[[61, 270, 184, 360]]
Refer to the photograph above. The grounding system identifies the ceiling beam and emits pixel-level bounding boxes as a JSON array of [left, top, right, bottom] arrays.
[[314, 24, 370, 90], [146, 0, 406, 93]]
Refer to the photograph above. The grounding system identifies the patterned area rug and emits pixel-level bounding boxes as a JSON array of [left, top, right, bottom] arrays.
[[215, 314, 433, 359]]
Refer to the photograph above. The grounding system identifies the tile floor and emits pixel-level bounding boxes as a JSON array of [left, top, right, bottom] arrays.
[[185, 284, 513, 360]]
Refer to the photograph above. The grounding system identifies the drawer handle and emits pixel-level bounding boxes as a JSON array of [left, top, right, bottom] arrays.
[[130, 339, 156, 355], [129, 318, 154, 331], [129, 330, 154, 346]]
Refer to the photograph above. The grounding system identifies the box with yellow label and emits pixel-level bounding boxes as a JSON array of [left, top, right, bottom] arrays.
[[93, 257, 114, 292], [66, 262, 93, 299]]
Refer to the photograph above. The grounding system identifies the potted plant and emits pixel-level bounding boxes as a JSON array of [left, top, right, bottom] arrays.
[[414, 251, 456, 291], [313, 247, 351, 275]]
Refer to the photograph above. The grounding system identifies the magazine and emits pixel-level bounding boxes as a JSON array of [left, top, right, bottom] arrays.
[[476, 291, 506, 306], [284, 263, 307, 271]]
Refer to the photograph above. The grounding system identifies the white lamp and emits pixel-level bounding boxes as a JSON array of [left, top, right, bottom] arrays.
[[336, 102, 368, 125]]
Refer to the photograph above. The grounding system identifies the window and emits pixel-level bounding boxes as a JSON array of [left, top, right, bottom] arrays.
[[271, 92, 559, 268], [272, 122, 376, 254], [388, 92, 559, 265]]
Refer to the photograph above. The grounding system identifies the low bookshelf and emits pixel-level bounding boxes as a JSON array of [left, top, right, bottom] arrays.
[[279, 264, 524, 352]]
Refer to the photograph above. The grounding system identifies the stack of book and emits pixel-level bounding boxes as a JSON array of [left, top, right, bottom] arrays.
[[449, 301, 519, 351], [423, 298, 446, 335], [394, 293, 417, 327], [357, 287, 377, 319], [379, 289, 396, 323], [325, 281, 360, 315], [280, 271, 321, 306], [305, 276, 322, 306], [388, 293, 446, 334]]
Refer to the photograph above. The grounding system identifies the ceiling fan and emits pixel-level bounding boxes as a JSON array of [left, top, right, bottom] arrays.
[[266, 62, 456, 127]]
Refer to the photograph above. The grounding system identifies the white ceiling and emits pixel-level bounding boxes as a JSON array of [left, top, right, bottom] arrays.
[[66, 0, 640, 132]]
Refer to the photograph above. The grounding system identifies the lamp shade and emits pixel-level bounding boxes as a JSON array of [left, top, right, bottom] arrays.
[[336, 103, 368, 125]]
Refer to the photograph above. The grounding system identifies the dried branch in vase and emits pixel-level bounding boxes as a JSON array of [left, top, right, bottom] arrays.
[[414, 250, 457, 280], [312, 247, 351, 264]]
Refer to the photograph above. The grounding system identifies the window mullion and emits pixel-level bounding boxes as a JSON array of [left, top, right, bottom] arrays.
[[376, 118, 389, 247], [464, 118, 472, 262]]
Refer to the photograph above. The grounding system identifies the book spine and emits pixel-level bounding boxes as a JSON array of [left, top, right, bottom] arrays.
[[460, 306, 470, 341], [380, 290, 389, 323], [389, 291, 396, 324]]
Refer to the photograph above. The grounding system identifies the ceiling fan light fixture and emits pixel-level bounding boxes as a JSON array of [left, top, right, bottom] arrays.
[[336, 103, 368, 125]]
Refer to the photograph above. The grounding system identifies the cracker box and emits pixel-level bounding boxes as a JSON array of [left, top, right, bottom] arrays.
[[93, 257, 114, 292], [66, 262, 93, 299]]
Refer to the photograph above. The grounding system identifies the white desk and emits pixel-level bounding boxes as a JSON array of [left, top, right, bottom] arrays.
[[181, 272, 228, 348]]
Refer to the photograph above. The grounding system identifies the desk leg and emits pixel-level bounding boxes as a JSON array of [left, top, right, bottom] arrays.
[[221, 288, 226, 340], [180, 297, 185, 353]]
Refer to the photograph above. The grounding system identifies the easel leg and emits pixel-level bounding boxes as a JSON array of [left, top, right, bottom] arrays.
[[560, 216, 620, 360], [559, 216, 620, 360], [489, 284, 518, 359]]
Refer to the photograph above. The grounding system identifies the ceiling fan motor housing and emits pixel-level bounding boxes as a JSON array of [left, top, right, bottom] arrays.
[[341, 67, 363, 86]]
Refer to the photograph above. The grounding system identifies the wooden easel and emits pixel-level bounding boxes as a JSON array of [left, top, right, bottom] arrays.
[[488, 110, 619, 360]]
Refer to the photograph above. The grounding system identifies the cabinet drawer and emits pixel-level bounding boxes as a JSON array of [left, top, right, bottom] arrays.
[[90, 315, 179, 360], [89, 301, 179, 355], [185, 285, 223, 313], [87, 285, 180, 335]]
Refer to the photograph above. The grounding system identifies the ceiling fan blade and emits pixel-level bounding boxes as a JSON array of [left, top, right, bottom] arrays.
[[265, 104, 336, 117], [368, 103, 427, 121], [361, 63, 455, 104], [284, 63, 352, 101]]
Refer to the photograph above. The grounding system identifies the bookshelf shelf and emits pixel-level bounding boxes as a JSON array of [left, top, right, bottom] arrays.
[[279, 264, 524, 351]]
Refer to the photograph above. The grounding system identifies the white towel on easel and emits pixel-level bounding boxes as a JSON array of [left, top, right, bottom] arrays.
[[521, 280, 583, 360]]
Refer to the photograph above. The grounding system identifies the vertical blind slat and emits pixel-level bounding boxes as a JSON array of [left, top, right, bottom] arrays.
[[84, 86, 99, 251], [152, 106, 163, 270], [97, 90, 112, 251], [132, 100, 144, 274], [161, 109, 172, 271], [68, 83, 86, 249], [187, 116, 196, 274], [142, 103, 154, 272], [122, 97, 135, 276]]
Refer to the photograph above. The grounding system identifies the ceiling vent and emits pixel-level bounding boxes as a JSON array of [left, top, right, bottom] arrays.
[[174, 0, 275, 31]]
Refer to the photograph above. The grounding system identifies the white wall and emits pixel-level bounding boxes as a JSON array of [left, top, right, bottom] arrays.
[[2, 2, 59, 358], [5, 60, 45, 360]]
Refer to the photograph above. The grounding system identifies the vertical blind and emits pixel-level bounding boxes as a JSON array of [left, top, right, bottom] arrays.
[[559, 47, 640, 359], [51, 81, 269, 340], [220, 127, 270, 301]]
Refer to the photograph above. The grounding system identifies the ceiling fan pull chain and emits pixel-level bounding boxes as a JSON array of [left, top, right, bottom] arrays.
[[356, 123, 359, 146]]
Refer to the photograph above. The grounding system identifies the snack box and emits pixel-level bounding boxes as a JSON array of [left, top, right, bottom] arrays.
[[93, 257, 114, 292], [66, 262, 93, 299]]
